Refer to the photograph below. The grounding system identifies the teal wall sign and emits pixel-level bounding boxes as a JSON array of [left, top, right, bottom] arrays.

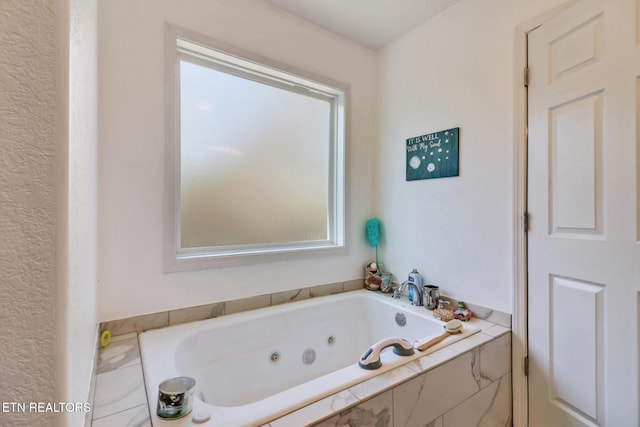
[[406, 127, 459, 181]]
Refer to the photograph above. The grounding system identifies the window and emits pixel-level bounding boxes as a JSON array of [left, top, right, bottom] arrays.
[[164, 26, 347, 270]]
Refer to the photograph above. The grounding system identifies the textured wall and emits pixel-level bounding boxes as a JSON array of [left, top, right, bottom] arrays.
[[0, 1, 57, 426]]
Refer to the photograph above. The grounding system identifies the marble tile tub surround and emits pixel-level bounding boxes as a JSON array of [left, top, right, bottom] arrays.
[[438, 295, 511, 329], [92, 333, 151, 426], [270, 325, 511, 427], [99, 280, 362, 336], [99, 280, 511, 337], [90, 281, 361, 425], [91, 310, 510, 425], [90, 320, 509, 427]]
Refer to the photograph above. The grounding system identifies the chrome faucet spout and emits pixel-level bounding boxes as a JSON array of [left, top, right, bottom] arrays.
[[399, 281, 423, 306]]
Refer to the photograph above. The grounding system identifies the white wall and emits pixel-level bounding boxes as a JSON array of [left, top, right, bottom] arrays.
[[57, 0, 99, 425], [98, 0, 579, 321], [0, 2, 57, 425], [98, 0, 377, 321], [376, 0, 568, 314]]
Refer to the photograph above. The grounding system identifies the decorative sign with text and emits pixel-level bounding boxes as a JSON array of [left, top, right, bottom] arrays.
[[406, 127, 459, 181]]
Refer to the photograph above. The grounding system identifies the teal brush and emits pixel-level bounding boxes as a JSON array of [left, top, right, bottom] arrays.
[[365, 217, 381, 267]]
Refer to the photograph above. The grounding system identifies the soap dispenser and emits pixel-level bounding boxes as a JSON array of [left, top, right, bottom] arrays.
[[407, 269, 424, 302]]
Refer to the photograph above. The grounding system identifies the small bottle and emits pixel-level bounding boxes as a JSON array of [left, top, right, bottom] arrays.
[[407, 268, 423, 302]]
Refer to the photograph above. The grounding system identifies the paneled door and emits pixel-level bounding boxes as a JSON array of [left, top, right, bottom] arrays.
[[528, 0, 640, 425]]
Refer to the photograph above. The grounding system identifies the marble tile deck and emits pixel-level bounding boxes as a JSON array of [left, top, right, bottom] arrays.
[[97, 333, 140, 374], [91, 404, 151, 427], [92, 343, 150, 424]]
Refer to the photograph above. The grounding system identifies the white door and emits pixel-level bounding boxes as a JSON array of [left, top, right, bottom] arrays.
[[528, 0, 640, 425]]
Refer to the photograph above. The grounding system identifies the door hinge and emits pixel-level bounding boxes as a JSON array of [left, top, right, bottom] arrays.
[[522, 212, 529, 232], [524, 356, 529, 377], [524, 67, 529, 87]]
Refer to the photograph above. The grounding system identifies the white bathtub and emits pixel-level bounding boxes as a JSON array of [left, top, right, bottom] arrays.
[[139, 289, 479, 427]]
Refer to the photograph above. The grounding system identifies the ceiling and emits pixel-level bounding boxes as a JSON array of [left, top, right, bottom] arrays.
[[263, 0, 462, 50]]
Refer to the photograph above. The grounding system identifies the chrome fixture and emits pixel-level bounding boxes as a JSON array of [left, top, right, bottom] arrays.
[[394, 281, 423, 306]]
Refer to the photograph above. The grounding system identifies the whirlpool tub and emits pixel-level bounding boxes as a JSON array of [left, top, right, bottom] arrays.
[[139, 289, 479, 426]]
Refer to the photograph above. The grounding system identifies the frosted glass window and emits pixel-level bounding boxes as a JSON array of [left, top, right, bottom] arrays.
[[179, 60, 330, 248], [165, 31, 346, 269]]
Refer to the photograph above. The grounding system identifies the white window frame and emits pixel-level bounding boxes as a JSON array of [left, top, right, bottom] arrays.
[[163, 24, 348, 271]]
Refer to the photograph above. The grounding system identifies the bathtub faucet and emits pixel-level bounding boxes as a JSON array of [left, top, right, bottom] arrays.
[[358, 337, 415, 370], [397, 281, 423, 306]]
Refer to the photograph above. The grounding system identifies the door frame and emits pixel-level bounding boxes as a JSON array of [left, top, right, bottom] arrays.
[[511, 2, 578, 426]]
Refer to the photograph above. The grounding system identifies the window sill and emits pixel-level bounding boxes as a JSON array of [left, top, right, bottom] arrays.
[[165, 243, 348, 272]]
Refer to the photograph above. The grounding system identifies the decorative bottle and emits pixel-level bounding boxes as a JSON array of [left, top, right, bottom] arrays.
[[407, 268, 423, 302]]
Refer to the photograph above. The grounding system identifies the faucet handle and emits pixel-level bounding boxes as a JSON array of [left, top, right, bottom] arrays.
[[392, 281, 408, 299]]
